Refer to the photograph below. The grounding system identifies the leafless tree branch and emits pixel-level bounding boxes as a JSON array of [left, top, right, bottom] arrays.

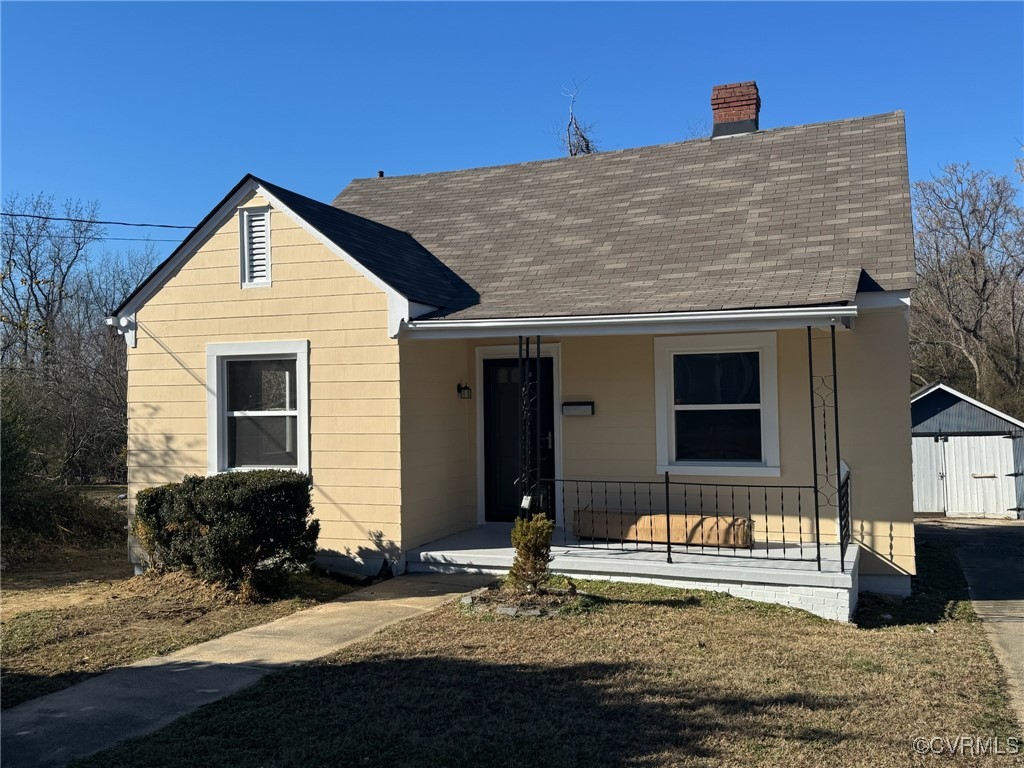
[[560, 80, 598, 157], [911, 162, 1024, 417]]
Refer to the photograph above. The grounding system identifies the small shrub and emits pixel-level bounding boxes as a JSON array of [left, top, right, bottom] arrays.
[[132, 470, 320, 597], [507, 513, 554, 593]]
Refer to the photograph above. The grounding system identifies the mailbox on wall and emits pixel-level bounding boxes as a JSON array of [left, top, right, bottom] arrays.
[[562, 401, 595, 416]]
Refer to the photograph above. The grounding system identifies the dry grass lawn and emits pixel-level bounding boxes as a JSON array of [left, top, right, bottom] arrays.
[[0, 547, 355, 709], [71, 539, 1022, 768]]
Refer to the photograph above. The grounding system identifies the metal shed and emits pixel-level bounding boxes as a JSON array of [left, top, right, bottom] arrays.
[[911, 383, 1024, 519]]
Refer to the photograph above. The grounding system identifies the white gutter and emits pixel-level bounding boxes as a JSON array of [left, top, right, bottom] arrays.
[[400, 305, 858, 340]]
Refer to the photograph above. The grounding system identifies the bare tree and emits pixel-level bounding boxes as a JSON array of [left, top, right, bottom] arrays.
[[2, 193, 156, 483], [1, 194, 105, 366], [911, 163, 1024, 416], [561, 82, 598, 157], [54, 247, 157, 480]]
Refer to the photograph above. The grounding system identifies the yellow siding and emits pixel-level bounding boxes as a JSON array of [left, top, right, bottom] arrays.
[[398, 338, 476, 549], [834, 310, 915, 577], [126, 191, 401, 574]]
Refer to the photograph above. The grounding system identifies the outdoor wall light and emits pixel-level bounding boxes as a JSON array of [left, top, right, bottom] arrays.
[[457, 383, 472, 400]]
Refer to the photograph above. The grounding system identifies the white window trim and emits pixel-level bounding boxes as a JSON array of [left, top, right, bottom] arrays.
[[239, 207, 272, 288], [654, 332, 780, 477], [206, 340, 310, 475]]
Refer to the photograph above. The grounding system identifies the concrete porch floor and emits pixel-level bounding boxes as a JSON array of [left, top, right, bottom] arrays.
[[406, 524, 860, 621]]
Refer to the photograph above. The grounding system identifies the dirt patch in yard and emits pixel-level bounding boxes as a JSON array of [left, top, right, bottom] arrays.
[[1, 548, 355, 710], [1, 547, 135, 614]]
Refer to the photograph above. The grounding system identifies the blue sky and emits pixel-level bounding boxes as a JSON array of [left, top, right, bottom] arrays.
[[2, 2, 1021, 258]]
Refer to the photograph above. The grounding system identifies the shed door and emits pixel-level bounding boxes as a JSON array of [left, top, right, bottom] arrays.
[[944, 436, 1017, 519], [912, 437, 948, 515]]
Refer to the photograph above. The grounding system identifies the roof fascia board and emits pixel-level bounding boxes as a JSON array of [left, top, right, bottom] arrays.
[[855, 290, 911, 311], [115, 179, 259, 319], [245, 184, 429, 338], [255, 185, 399, 302], [910, 382, 1024, 430], [400, 306, 857, 340]]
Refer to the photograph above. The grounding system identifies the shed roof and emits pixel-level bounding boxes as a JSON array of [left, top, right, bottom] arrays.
[[911, 383, 1024, 435]]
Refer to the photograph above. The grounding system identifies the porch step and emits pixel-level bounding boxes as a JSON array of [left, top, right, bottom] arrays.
[[405, 527, 860, 621], [407, 545, 857, 591]]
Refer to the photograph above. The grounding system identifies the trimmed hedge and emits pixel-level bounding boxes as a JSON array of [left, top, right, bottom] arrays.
[[133, 470, 319, 594]]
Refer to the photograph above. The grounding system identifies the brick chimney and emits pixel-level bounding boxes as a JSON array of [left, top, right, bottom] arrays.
[[711, 81, 760, 138]]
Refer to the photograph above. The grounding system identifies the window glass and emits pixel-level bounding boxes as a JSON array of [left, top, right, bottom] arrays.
[[226, 360, 296, 412], [224, 359, 298, 468], [227, 415, 298, 467], [674, 352, 760, 405], [675, 410, 762, 462]]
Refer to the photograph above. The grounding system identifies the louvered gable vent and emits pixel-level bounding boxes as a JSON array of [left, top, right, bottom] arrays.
[[241, 208, 270, 286]]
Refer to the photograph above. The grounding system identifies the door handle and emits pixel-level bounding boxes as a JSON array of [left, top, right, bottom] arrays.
[[547, 431, 553, 450]]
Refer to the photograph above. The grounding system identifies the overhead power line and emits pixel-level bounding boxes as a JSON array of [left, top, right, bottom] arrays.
[[0, 211, 193, 229], [39, 233, 182, 243], [100, 236, 181, 242]]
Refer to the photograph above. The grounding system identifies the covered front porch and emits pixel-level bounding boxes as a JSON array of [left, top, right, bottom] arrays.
[[397, 308, 868, 620]]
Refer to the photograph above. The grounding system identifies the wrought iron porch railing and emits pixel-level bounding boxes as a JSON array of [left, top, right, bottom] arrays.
[[541, 473, 852, 572]]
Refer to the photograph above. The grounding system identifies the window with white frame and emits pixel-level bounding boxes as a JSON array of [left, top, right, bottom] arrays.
[[654, 333, 780, 476], [240, 207, 271, 287], [206, 341, 309, 474]]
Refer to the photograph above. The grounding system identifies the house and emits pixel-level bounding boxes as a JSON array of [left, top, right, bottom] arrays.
[[911, 383, 1024, 519], [109, 81, 916, 621]]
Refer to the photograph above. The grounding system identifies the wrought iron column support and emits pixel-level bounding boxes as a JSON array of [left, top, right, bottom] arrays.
[[535, 335, 541, 512], [517, 335, 524, 513], [664, 471, 673, 564], [517, 335, 543, 517], [831, 324, 846, 572], [517, 335, 532, 516], [807, 326, 822, 571]]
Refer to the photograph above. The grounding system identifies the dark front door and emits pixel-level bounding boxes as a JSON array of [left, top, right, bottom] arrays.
[[483, 357, 555, 522]]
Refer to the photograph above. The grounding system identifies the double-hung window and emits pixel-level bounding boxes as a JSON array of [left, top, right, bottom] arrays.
[[206, 341, 309, 474], [655, 333, 780, 476]]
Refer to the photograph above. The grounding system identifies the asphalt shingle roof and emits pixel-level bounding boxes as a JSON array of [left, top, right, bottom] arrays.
[[255, 178, 462, 308], [333, 111, 914, 320]]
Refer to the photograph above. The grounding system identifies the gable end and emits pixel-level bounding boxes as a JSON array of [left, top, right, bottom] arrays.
[[109, 175, 435, 342]]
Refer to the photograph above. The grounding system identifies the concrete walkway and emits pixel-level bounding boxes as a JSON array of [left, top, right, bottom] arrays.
[[1, 572, 492, 768], [918, 519, 1024, 728]]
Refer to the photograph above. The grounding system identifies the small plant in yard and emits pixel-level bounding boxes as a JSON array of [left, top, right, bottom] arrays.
[[132, 470, 320, 599], [507, 512, 554, 593]]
